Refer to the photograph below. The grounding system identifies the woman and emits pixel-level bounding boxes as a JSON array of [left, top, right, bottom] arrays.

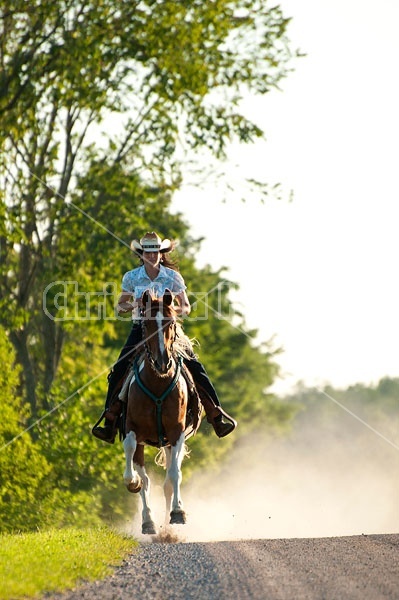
[[92, 231, 237, 444]]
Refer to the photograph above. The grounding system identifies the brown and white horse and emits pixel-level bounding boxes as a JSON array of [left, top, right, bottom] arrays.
[[123, 289, 199, 535]]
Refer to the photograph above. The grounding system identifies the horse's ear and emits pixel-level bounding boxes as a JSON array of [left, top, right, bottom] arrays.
[[163, 289, 173, 306], [142, 289, 150, 309]]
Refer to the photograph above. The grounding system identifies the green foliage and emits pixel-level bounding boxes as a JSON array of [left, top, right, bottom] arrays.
[[0, 325, 123, 533], [0, 527, 137, 599], [0, 327, 52, 532]]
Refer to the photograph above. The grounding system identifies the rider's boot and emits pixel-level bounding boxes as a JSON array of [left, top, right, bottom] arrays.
[[92, 366, 127, 444], [92, 400, 122, 444], [199, 393, 237, 438]]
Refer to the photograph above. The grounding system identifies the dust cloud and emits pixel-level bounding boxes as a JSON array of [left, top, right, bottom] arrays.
[[125, 410, 399, 542]]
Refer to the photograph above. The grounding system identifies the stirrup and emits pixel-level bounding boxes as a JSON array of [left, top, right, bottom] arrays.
[[208, 407, 237, 438], [213, 411, 237, 438], [92, 410, 107, 431], [91, 411, 118, 444]]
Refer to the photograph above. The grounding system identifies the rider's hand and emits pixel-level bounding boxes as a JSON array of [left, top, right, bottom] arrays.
[[117, 301, 137, 314]]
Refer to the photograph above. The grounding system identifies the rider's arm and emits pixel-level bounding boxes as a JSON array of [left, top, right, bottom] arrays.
[[174, 290, 191, 317], [116, 291, 138, 315]]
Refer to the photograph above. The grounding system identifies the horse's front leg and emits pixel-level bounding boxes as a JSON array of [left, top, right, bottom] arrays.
[[163, 447, 173, 519], [123, 431, 142, 493], [167, 432, 187, 525], [133, 445, 157, 535]]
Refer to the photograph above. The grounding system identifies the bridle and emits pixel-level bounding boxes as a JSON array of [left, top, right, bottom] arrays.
[[141, 309, 177, 376], [133, 304, 182, 448]]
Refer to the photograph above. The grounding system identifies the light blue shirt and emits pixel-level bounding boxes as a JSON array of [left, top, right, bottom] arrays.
[[121, 264, 186, 300]]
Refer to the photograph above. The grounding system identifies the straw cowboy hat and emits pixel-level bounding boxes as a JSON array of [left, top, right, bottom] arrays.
[[130, 231, 175, 254]]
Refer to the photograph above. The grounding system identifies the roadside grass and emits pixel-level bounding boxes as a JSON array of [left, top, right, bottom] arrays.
[[0, 527, 138, 600]]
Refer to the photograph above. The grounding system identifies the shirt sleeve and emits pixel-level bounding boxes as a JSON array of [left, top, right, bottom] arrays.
[[170, 271, 186, 295], [121, 271, 134, 293]]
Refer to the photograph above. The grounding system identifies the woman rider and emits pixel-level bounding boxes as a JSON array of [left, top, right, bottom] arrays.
[[92, 232, 237, 443]]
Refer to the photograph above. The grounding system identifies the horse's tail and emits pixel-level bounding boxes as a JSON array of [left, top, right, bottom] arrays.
[[154, 448, 167, 468], [154, 443, 191, 469]]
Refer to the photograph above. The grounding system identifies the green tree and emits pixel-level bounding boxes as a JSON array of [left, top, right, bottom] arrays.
[[0, 0, 296, 413], [283, 378, 399, 453]]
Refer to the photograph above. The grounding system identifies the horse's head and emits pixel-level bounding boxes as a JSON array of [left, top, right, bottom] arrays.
[[141, 289, 177, 375]]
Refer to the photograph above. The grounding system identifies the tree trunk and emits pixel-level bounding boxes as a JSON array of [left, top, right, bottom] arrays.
[[9, 329, 37, 417], [42, 313, 64, 397]]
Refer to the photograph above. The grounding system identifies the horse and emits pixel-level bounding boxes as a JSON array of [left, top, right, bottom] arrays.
[[122, 289, 201, 535]]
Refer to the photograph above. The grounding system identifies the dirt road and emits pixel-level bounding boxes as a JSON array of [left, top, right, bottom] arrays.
[[48, 533, 398, 600]]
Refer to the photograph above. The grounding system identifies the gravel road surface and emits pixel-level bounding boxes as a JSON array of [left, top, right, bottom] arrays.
[[47, 533, 398, 600]]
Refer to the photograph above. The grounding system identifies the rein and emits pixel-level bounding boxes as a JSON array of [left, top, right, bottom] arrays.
[[133, 354, 183, 447]]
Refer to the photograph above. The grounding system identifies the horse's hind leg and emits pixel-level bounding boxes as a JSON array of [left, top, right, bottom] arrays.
[[133, 445, 156, 535], [167, 432, 187, 525], [123, 431, 142, 493]]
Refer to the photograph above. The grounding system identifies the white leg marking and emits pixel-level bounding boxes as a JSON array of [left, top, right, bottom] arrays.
[[135, 462, 154, 525], [163, 447, 173, 516], [123, 431, 140, 487], [168, 432, 186, 513]]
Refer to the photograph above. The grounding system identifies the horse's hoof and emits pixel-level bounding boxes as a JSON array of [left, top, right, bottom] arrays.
[[142, 520, 157, 535], [126, 478, 143, 494], [170, 510, 186, 525]]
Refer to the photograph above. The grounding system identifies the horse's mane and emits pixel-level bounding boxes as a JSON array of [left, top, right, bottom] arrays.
[[174, 322, 198, 360]]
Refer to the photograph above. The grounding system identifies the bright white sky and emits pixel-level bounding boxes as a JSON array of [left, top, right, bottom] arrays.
[[171, 0, 399, 394]]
